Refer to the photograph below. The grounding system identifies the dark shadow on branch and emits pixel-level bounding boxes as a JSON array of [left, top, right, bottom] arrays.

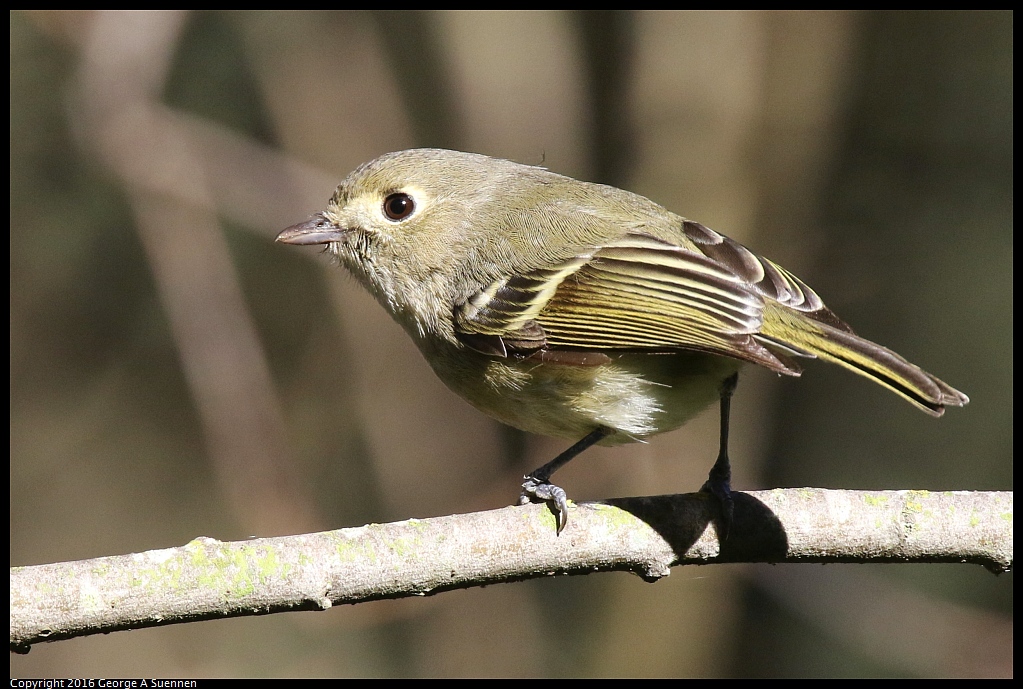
[[605, 492, 789, 569]]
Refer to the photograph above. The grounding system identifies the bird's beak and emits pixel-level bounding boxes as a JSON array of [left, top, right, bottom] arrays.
[[276, 213, 348, 245]]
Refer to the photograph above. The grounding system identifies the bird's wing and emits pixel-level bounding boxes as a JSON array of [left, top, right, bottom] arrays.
[[454, 222, 849, 373]]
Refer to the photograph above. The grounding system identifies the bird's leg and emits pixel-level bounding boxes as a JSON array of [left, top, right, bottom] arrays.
[[519, 425, 613, 534], [701, 372, 739, 540]]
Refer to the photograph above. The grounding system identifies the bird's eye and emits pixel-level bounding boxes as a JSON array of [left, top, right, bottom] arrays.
[[383, 193, 415, 221]]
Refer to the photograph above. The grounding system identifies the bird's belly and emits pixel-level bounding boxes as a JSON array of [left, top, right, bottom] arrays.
[[424, 345, 742, 444]]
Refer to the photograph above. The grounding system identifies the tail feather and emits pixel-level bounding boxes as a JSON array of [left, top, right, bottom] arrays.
[[758, 311, 969, 416]]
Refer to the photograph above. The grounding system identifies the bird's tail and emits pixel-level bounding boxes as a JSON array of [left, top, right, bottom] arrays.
[[758, 309, 969, 416]]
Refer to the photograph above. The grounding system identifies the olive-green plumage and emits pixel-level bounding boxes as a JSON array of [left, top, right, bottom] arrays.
[[278, 148, 968, 528]]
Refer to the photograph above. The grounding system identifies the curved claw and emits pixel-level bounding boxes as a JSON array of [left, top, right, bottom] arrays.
[[520, 476, 570, 534]]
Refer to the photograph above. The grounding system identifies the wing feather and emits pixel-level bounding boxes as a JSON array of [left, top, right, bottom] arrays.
[[454, 229, 810, 373], [451, 221, 966, 415], [681, 220, 852, 331]]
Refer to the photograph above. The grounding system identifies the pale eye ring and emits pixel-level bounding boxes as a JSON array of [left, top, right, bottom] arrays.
[[383, 193, 415, 221]]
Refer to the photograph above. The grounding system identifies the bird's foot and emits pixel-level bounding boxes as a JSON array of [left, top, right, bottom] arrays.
[[519, 476, 570, 535], [700, 469, 734, 541]]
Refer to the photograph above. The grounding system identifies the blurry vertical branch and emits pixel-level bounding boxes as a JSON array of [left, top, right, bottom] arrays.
[[369, 10, 464, 151], [71, 11, 318, 536], [574, 9, 636, 187]]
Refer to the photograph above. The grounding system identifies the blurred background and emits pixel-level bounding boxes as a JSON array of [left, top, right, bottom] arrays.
[[10, 10, 1011, 677]]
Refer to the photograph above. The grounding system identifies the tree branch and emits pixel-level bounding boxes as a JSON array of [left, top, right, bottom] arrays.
[[10, 488, 1012, 653]]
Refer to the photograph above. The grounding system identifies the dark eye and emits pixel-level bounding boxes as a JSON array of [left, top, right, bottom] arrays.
[[383, 192, 415, 221]]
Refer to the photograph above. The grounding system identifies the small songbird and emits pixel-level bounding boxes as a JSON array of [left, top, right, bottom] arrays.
[[277, 148, 968, 534]]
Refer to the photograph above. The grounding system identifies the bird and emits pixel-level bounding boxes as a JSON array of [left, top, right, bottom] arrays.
[[277, 148, 969, 534]]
